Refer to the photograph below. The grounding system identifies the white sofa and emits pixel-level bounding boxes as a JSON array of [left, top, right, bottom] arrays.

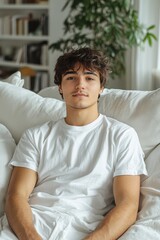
[[0, 72, 160, 239]]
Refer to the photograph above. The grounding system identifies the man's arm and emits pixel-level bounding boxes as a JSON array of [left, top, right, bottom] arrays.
[[5, 166, 42, 240], [84, 175, 140, 240]]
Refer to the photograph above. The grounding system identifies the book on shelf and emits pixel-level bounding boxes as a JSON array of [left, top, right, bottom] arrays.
[[3, 16, 11, 35], [15, 0, 22, 3], [28, 18, 41, 35], [0, 18, 3, 35], [22, 0, 38, 3], [41, 13, 48, 35], [0, 40, 48, 67], [27, 41, 48, 65], [12, 15, 24, 35], [0, 12, 48, 36], [32, 72, 49, 92], [11, 41, 48, 66], [41, 44, 48, 65], [8, 0, 38, 3], [12, 14, 40, 35], [13, 47, 24, 63], [35, 0, 48, 4], [27, 13, 49, 36], [1, 0, 48, 4], [23, 71, 49, 93], [0, 0, 9, 4], [8, 0, 15, 3]]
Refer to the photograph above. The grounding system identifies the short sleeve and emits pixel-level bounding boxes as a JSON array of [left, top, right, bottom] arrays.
[[10, 129, 39, 172], [113, 127, 148, 177]]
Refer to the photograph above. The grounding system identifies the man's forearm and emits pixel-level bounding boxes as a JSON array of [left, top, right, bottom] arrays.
[[5, 195, 42, 240], [84, 201, 137, 240]]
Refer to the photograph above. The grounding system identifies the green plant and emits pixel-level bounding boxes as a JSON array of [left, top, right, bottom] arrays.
[[49, 0, 157, 78]]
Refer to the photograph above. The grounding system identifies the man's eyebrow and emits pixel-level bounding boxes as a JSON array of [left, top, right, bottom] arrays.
[[84, 71, 98, 76], [63, 70, 98, 76], [63, 71, 77, 76]]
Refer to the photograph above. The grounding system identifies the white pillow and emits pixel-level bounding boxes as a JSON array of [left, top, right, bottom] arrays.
[[138, 144, 160, 220], [99, 88, 160, 157], [0, 123, 16, 217], [38, 86, 62, 100], [0, 82, 66, 144], [119, 144, 160, 240], [1, 71, 24, 87]]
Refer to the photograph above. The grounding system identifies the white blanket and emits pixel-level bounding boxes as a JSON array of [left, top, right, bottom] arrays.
[[119, 144, 160, 240]]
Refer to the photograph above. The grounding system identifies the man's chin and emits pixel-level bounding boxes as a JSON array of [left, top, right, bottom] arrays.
[[69, 102, 97, 110]]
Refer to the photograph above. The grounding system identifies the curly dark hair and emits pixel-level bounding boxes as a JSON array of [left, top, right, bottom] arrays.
[[54, 47, 111, 87]]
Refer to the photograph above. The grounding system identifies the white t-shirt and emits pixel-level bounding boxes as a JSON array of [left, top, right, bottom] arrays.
[[6, 114, 147, 239]]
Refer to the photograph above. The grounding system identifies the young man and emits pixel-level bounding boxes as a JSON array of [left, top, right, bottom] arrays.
[[1, 47, 147, 240]]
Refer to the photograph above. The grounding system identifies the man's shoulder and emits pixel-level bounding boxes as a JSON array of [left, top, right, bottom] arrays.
[[101, 114, 136, 137], [25, 118, 64, 137], [101, 114, 131, 129]]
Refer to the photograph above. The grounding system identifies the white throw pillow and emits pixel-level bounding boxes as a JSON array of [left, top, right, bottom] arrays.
[[1, 71, 24, 87], [38, 86, 63, 100], [0, 82, 66, 144], [138, 144, 160, 220], [119, 144, 160, 240], [99, 88, 160, 157], [0, 123, 16, 217]]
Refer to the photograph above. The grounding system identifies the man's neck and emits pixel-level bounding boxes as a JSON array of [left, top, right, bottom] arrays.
[[65, 107, 99, 126]]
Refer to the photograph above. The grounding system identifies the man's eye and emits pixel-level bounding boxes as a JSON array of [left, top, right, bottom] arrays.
[[67, 76, 75, 80], [86, 77, 94, 81]]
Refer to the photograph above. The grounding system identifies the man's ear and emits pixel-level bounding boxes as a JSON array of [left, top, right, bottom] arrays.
[[58, 86, 64, 99], [99, 87, 104, 94], [59, 86, 63, 93]]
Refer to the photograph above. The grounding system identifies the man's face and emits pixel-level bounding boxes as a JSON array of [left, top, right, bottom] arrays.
[[59, 63, 103, 110]]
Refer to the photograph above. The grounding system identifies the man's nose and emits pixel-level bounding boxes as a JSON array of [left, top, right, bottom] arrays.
[[76, 76, 85, 89]]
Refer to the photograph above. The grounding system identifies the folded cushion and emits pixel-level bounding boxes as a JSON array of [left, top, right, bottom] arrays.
[[1, 71, 24, 87], [99, 88, 160, 157], [0, 82, 66, 144], [0, 123, 16, 217], [139, 144, 160, 219]]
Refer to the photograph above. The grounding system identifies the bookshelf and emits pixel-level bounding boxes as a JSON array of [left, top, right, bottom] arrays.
[[0, 0, 51, 92]]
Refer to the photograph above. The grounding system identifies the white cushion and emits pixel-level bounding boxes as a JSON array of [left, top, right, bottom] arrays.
[[138, 144, 160, 219], [38, 86, 62, 100], [99, 88, 160, 157], [119, 144, 160, 240], [1, 71, 24, 87], [0, 82, 66, 144], [0, 124, 16, 217]]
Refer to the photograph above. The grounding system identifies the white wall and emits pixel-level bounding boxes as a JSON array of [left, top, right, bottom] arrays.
[[49, 0, 160, 90], [49, 0, 69, 85], [126, 0, 160, 90]]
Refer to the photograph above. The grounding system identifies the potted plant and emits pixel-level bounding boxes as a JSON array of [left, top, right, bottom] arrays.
[[49, 0, 157, 78]]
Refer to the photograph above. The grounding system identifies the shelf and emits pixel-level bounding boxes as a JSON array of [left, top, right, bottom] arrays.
[[0, 0, 51, 89], [0, 4, 49, 10], [0, 35, 49, 42], [0, 60, 49, 72]]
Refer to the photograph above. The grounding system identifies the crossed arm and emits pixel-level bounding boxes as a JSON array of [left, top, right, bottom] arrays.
[[5, 167, 140, 240]]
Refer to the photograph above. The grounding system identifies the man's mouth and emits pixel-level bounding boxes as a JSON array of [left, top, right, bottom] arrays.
[[72, 92, 88, 97]]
